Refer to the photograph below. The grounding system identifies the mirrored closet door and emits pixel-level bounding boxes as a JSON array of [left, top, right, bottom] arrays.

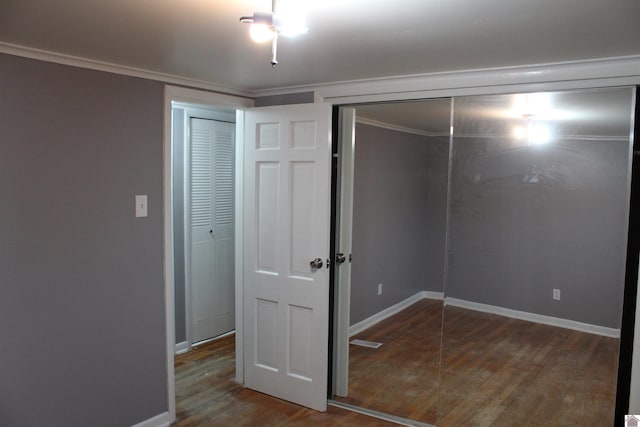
[[439, 87, 635, 426], [332, 87, 636, 427], [331, 98, 452, 426]]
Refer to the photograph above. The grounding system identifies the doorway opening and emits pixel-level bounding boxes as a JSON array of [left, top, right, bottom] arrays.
[[172, 103, 237, 354], [163, 85, 253, 422]]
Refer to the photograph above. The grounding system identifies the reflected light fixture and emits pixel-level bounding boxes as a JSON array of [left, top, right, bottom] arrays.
[[240, 0, 308, 67], [513, 113, 552, 146]]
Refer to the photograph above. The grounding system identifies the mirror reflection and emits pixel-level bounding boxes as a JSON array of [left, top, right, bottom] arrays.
[[332, 99, 451, 425], [332, 87, 635, 426], [439, 88, 633, 426]]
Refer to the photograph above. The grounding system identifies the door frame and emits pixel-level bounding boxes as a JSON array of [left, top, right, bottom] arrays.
[[332, 107, 356, 397], [163, 85, 253, 422]]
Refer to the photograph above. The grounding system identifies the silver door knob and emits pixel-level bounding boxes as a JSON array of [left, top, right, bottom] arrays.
[[310, 258, 323, 269], [336, 253, 346, 264]]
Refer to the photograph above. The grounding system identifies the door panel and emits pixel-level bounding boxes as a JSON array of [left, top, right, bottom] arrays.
[[243, 103, 332, 411], [190, 118, 235, 344]]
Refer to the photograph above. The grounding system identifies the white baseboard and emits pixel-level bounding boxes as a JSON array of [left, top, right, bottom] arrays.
[[175, 341, 189, 355], [131, 411, 171, 427], [349, 291, 444, 337], [421, 291, 445, 301], [445, 297, 621, 338]]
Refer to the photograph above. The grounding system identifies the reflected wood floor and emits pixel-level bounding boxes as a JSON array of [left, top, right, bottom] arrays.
[[336, 299, 618, 426], [439, 306, 619, 427], [173, 335, 397, 426], [334, 298, 443, 425]]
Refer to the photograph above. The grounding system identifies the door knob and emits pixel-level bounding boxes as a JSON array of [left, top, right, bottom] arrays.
[[336, 253, 346, 264], [310, 258, 323, 269]]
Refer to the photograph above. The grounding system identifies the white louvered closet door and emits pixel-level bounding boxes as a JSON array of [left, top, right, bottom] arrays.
[[190, 118, 235, 344]]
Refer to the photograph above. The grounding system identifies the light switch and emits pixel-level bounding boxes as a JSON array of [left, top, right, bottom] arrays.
[[135, 195, 148, 218]]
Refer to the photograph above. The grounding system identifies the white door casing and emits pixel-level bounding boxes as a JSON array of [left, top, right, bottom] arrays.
[[190, 118, 236, 343], [243, 103, 332, 411]]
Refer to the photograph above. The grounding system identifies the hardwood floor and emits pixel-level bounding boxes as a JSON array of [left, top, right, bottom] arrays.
[[174, 301, 619, 426], [438, 306, 618, 427], [334, 298, 443, 425], [336, 299, 618, 426], [173, 335, 397, 426]]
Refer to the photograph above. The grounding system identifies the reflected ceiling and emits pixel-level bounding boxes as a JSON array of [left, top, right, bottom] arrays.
[[353, 89, 634, 139]]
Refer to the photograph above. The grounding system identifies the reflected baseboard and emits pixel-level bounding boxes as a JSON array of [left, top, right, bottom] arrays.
[[175, 341, 189, 355], [444, 297, 621, 338], [349, 291, 444, 337]]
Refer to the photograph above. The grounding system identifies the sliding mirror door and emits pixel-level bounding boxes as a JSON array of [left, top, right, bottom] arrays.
[[439, 87, 635, 426], [332, 99, 451, 425]]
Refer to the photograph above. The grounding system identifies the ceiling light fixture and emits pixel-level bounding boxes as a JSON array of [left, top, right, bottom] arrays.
[[240, 0, 308, 67]]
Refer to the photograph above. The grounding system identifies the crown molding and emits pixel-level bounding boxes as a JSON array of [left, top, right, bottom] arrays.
[[3, 41, 639, 104], [355, 117, 447, 137], [254, 55, 640, 104], [0, 41, 253, 99]]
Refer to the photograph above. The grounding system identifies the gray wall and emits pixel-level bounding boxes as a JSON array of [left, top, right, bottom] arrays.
[[446, 90, 633, 329], [424, 136, 450, 294], [0, 54, 167, 426], [254, 91, 314, 107], [172, 108, 187, 344], [350, 124, 447, 324]]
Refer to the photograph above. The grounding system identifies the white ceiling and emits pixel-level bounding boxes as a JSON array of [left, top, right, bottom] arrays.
[[1, 0, 639, 93]]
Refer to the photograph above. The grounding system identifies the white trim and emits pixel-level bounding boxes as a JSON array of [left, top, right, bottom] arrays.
[[348, 291, 444, 337], [192, 330, 236, 348], [175, 341, 189, 355], [256, 55, 640, 105], [162, 90, 177, 423], [165, 86, 253, 111], [163, 85, 254, 423], [6, 41, 638, 106], [445, 297, 621, 338], [0, 42, 252, 99], [453, 133, 630, 142], [630, 256, 640, 413], [234, 110, 245, 385], [183, 109, 193, 349], [131, 412, 171, 427], [355, 117, 446, 137]]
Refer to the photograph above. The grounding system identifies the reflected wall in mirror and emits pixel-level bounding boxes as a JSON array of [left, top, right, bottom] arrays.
[[332, 99, 451, 425], [439, 87, 635, 426]]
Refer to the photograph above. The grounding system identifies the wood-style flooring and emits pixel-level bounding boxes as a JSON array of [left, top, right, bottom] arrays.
[[438, 305, 618, 427], [334, 298, 443, 424], [336, 299, 618, 426], [174, 301, 619, 426], [173, 335, 396, 426]]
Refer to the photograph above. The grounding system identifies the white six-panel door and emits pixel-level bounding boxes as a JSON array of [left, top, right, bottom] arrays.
[[243, 103, 332, 411], [190, 118, 235, 344]]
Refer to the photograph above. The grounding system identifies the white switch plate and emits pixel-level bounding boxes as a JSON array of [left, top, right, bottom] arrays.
[[553, 288, 561, 301], [135, 195, 148, 218]]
